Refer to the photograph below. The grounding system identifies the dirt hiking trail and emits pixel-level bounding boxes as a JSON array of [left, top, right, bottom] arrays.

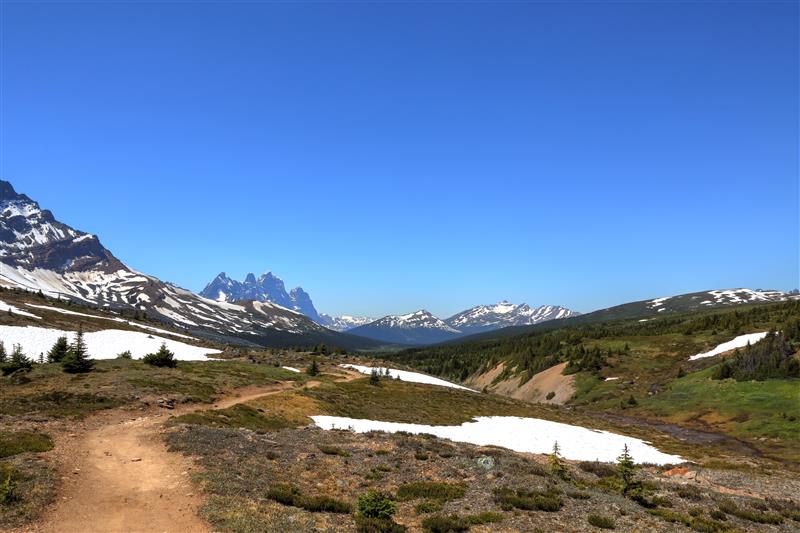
[[29, 371, 360, 533]]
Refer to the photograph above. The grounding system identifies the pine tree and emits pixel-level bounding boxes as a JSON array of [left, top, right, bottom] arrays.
[[369, 368, 381, 386], [1, 344, 32, 376], [47, 336, 70, 363], [142, 343, 177, 368], [0, 341, 6, 364], [616, 444, 637, 494], [306, 358, 319, 376], [62, 327, 94, 374], [549, 441, 568, 479]]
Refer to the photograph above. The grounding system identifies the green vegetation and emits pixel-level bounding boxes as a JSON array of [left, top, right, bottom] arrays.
[[616, 444, 637, 494], [385, 300, 799, 383], [142, 343, 177, 368], [396, 481, 466, 502], [0, 457, 56, 529], [306, 358, 319, 376], [173, 403, 302, 432], [0, 432, 53, 458], [318, 444, 350, 457], [356, 490, 397, 520], [265, 483, 351, 513], [493, 487, 563, 512], [61, 328, 94, 374], [1, 344, 32, 376], [587, 514, 615, 529], [713, 327, 800, 381], [549, 441, 569, 479], [47, 337, 69, 363]]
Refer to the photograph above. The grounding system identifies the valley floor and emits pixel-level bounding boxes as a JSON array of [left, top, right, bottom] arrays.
[[2, 358, 799, 533]]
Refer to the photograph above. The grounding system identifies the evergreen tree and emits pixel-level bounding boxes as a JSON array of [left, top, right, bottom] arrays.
[[549, 441, 568, 479], [369, 368, 381, 386], [47, 336, 70, 363], [306, 358, 319, 376], [62, 327, 94, 374], [142, 343, 177, 368], [2, 344, 33, 376], [0, 341, 6, 364], [616, 444, 637, 494]]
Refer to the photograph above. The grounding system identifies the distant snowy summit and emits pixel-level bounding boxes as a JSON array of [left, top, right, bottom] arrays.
[[318, 314, 375, 332], [445, 301, 579, 335], [349, 303, 579, 345], [200, 272, 321, 322]]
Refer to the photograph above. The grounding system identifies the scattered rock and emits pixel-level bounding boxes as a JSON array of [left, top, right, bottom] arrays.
[[157, 398, 175, 410], [131, 457, 142, 462], [476, 456, 495, 470]]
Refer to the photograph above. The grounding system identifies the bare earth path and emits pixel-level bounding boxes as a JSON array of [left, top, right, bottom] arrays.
[[28, 373, 357, 533]]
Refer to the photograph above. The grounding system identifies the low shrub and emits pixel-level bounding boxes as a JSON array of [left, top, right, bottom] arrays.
[[587, 514, 615, 529], [466, 512, 504, 525], [718, 499, 783, 524], [493, 487, 563, 512], [265, 483, 351, 513], [578, 461, 617, 478], [0, 432, 54, 458], [414, 500, 443, 514], [142, 343, 177, 368], [318, 445, 350, 457], [397, 481, 466, 502], [357, 490, 397, 520], [421, 514, 469, 533], [355, 515, 407, 533]]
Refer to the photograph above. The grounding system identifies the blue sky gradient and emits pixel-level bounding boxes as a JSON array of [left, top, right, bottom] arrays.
[[2, 1, 798, 318]]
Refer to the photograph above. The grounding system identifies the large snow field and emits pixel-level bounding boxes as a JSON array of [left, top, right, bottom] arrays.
[[0, 325, 220, 361], [340, 364, 475, 391], [688, 332, 768, 361], [312, 415, 682, 465]]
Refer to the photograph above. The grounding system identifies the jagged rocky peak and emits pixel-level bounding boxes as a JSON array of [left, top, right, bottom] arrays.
[[0, 179, 122, 273], [199, 270, 321, 323]]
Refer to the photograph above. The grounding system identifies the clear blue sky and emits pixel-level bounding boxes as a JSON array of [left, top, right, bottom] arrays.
[[1, 1, 797, 318]]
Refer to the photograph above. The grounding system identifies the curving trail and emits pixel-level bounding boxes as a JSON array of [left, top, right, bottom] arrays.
[[30, 370, 362, 533]]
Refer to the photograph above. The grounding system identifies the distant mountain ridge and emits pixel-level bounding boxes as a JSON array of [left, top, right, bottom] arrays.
[[200, 272, 321, 322], [348, 302, 579, 345], [445, 301, 579, 335]]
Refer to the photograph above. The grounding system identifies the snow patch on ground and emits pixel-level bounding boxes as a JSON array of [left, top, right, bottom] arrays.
[[340, 364, 474, 391], [281, 366, 301, 373], [688, 332, 768, 361], [312, 415, 682, 465], [0, 300, 41, 319], [0, 325, 220, 361]]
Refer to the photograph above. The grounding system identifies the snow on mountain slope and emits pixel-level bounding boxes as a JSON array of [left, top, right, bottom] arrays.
[[319, 314, 375, 332], [199, 272, 322, 322], [645, 289, 793, 313], [0, 180, 375, 349], [688, 332, 769, 361], [0, 324, 220, 361], [349, 310, 461, 345], [340, 364, 474, 391], [446, 301, 579, 335]]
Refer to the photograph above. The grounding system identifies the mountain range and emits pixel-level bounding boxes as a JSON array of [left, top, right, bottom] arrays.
[[0, 178, 794, 349], [0, 180, 378, 350]]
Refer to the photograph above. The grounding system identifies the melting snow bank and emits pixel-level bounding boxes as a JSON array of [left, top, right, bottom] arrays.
[[282, 366, 301, 373], [312, 415, 683, 465], [688, 332, 768, 361], [340, 364, 475, 391], [0, 300, 41, 319], [0, 325, 220, 361]]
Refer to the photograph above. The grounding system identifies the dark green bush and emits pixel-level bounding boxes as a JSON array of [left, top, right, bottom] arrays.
[[266, 483, 351, 513], [357, 490, 397, 520], [421, 514, 469, 533], [142, 343, 177, 368], [588, 514, 615, 529], [354, 515, 407, 533], [0, 432, 54, 458], [578, 460, 616, 478], [318, 445, 350, 457], [493, 487, 563, 512], [397, 481, 466, 502]]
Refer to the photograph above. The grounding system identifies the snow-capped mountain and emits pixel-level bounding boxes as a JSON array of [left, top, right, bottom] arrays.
[[200, 272, 321, 322], [646, 289, 794, 312], [445, 301, 579, 335], [349, 310, 461, 345], [319, 314, 375, 332], [0, 180, 377, 349]]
